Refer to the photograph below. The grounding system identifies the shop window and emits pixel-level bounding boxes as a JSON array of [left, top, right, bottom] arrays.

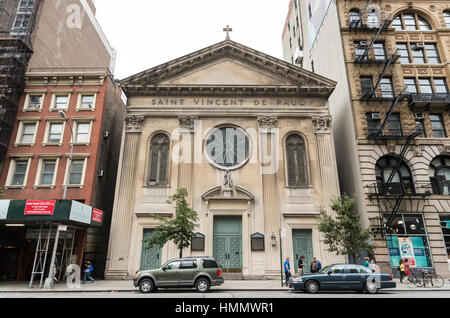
[[251, 233, 265, 251], [429, 156, 450, 195], [386, 214, 433, 268], [439, 215, 450, 259], [191, 233, 205, 251]]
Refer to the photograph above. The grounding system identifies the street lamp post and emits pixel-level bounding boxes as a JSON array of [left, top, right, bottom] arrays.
[[44, 110, 74, 288]]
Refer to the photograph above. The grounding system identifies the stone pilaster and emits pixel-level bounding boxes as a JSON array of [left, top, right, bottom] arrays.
[[258, 116, 281, 278], [177, 116, 197, 204], [105, 115, 144, 279]]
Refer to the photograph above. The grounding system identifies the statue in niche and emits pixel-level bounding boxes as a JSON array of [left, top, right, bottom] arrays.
[[223, 170, 233, 196]]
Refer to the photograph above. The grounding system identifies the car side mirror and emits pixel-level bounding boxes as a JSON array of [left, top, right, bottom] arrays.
[[162, 267, 167, 271]]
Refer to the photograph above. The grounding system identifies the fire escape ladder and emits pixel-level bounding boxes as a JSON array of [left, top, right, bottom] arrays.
[[367, 47, 398, 98]]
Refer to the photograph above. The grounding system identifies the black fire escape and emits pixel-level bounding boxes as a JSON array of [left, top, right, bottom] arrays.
[[350, 1, 432, 237], [0, 0, 41, 170]]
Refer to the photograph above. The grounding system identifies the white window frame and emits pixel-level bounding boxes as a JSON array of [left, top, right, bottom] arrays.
[[73, 120, 93, 145], [14, 119, 39, 147], [5, 156, 32, 189], [76, 92, 97, 112], [42, 119, 66, 147], [63, 155, 89, 189], [34, 155, 61, 189], [49, 93, 71, 112], [23, 92, 45, 112]]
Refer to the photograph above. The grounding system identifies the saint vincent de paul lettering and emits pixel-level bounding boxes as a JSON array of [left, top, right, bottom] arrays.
[[150, 98, 305, 107]]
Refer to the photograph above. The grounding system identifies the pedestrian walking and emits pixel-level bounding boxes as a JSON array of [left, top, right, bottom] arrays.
[[399, 259, 406, 283], [283, 257, 291, 286], [370, 256, 377, 273], [82, 260, 95, 284], [404, 258, 411, 277], [310, 257, 322, 273], [363, 257, 371, 269], [298, 256, 305, 275]]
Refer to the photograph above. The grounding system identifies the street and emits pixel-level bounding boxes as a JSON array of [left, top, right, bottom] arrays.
[[1, 289, 449, 298]]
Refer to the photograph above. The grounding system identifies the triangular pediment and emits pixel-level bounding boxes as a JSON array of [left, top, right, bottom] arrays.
[[121, 40, 336, 97]]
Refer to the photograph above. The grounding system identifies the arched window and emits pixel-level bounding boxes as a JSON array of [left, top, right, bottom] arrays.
[[444, 11, 450, 28], [391, 12, 432, 31], [148, 133, 170, 185], [349, 9, 362, 28], [376, 156, 415, 195], [429, 156, 450, 195], [286, 134, 308, 187]]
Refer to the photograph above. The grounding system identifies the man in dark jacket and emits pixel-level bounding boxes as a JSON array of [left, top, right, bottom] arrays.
[[310, 257, 322, 273]]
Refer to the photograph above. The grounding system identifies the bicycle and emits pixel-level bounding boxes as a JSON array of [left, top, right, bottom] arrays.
[[419, 270, 444, 288], [405, 271, 422, 288]]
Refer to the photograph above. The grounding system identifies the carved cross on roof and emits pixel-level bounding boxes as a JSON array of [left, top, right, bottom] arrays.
[[223, 25, 233, 40]]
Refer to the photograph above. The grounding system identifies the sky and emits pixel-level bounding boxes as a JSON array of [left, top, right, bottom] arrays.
[[93, 0, 289, 80]]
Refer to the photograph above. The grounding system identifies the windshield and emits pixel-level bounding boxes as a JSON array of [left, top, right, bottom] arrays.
[[318, 266, 331, 274]]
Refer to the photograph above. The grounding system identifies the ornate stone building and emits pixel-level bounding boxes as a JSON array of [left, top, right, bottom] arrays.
[[105, 39, 346, 279], [286, 0, 450, 276]]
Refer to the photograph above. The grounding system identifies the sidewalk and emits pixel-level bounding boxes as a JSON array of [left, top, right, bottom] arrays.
[[0, 278, 449, 293]]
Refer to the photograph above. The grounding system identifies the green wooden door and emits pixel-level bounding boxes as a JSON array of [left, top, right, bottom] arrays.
[[141, 229, 162, 270], [293, 230, 313, 274], [213, 216, 242, 272]]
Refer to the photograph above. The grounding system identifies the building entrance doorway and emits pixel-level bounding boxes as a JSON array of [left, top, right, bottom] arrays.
[[141, 229, 162, 270], [213, 216, 242, 272], [293, 229, 314, 274]]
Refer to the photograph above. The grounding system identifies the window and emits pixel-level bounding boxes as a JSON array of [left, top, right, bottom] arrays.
[[179, 260, 197, 270], [206, 127, 250, 169], [430, 114, 446, 138], [411, 44, 425, 64], [75, 122, 91, 144], [79, 95, 95, 110], [286, 134, 307, 187], [68, 159, 85, 185], [397, 43, 411, 64], [19, 122, 37, 144], [202, 259, 219, 269], [366, 113, 381, 135], [354, 42, 368, 61], [164, 261, 181, 271], [404, 78, 418, 93], [392, 13, 432, 31], [418, 78, 433, 94], [329, 265, 345, 274], [54, 95, 69, 110], [415, 119, 426, 137], [429, 156, 450, 195], [39, 159, 57, 186], [349, 10, 362, 28], [148, 133, 170, 185], [376, 156, 414, 195], [385, 214, 433, 269], [360, 76, 374, 97], [387, 113, 402, 136], [27, 95, 42, 110], [425, 44, 440, 64], [380, 77, 394, 98], [373, 42, 386, 61], [47, 122, 64, 143], [439, 215, 450, 259], [433, 79, 448, 94], [444, 11, 450, 28], [10, 160, 29, 186]]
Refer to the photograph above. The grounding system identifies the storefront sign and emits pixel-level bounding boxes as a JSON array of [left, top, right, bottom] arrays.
[[92, 209, 103, 223], [69, 201, 92, 225], [398, 237, 416, 266], [0, 200, 10, 220], [24, 200, 56, 216]]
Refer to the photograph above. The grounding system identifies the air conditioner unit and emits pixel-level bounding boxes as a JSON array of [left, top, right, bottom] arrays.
[[359, 41, 369, 47], [371, 113, 381, 120], [29, 104, 41, 109], [103, 131, 109, 139], [413, 43, 425, 50], [293, 47, 304, 65], [97, 170, 104, 177], [415, 112, 425, 120]]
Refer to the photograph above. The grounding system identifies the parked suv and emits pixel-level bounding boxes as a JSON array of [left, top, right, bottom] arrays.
[[134, 257, 224, 293]]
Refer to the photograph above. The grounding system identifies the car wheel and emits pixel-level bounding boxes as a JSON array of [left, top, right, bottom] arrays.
[[364, 281, 378, 294], [196, 278, 210, 293], [305, 280, 319, 294], [139, 278, 155, 293]]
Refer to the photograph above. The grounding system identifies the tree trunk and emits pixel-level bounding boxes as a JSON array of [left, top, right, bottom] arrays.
[[179, 240, 183, 258]]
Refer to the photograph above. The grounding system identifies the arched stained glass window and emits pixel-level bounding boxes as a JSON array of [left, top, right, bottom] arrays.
[[286, 134, 308, 187], [376, 156, 415, 195], [148, 133, 170, 185], [429, 156, 450, 195]]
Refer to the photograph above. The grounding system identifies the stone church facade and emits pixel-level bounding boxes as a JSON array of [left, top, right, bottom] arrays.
[[105, 40, 346, 279]]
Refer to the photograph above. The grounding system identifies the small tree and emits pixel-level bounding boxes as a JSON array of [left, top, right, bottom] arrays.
[[317, 194, 374, 263], [144, 188, 199, 258]]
